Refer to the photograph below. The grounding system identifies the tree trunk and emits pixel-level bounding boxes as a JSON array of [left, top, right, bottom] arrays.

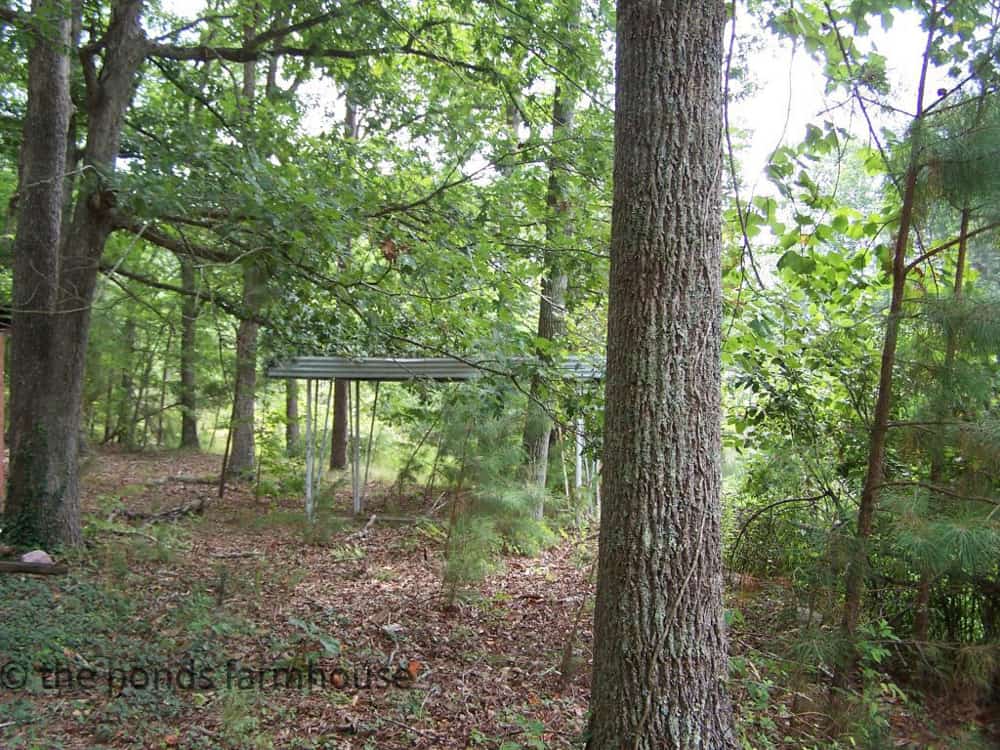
[[179, 257, 200, 449], [227, 263, 263, 476], [285, 379, 300, 455], [155, 326, 172, 447], [6, 0, 147, 547], [835, 8, 937, 690], [4, 0, 74, 546], [226, 17, 264, 478], [586, 1, 735, 748], [330, 379, 348, 469], [521, 5, 578, 517], [115, 317, 136, 448]]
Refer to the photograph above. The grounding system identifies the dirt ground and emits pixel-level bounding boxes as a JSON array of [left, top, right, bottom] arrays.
[[1, 449, 997, 749]]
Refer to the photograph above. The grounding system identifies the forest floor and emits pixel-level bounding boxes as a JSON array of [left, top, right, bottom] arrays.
[[1, 449, 997, 749]]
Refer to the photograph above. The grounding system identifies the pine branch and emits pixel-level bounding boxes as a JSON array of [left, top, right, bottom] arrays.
[[904, 220, 1000, 273], [878, 481, 999, 506]]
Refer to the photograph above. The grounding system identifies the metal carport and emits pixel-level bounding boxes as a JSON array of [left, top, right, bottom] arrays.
[[265, 356, 602, 517]]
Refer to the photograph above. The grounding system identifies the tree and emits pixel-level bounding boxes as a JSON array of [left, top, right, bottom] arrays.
[[521, 0, 579, 516], [330, 379, 348, 469], [587, 1, 735, 748], [179, 256, 201, 449], [5, 0, 76, 545]]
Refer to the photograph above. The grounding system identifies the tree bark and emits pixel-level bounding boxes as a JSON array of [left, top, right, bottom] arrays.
[[5, 0, 76, 546], [227, 37, 262, 478], [179, 257, 200, 449], [285, 379, 299, 456], [6, 0, 146, 547], [586, 1, 735, 748], [227, 262, 263, 477], [330, 379, 348, 469]]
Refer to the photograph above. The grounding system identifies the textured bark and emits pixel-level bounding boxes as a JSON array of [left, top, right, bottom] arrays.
[[285, 379, 300, 456], [226, 35, 262, 478], [330, 379, 348, 470], [586, 2, 735, 748], [5, 0, 75, 545], [6, 0, 146, 547], [227, 263, 264, 477], [179, 257, 200, 449]]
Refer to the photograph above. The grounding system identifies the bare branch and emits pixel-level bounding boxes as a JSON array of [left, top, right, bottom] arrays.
[[100, 262, 269, 325], [903, 220, 1000, 273]]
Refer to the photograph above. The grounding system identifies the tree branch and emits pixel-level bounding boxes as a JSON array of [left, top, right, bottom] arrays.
[[111, 213, 238, 265], [903, 220, 1000, 273], [100, 262, 269, 325]]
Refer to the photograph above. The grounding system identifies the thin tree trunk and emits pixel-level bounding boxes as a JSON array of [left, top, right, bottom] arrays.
[[327, 94, 358, 474], [102, 377, 113, 443], [835, 6, 938, 691], [285, 379, 300, 456], [115, 317, 136, 448], [131, 328, 159, 450], [522, 5, 578, 517], [330, 379, 348, 469], [156, 326, 172, 447], [179, 256, 200, 449], [587, 1, 735, 747]]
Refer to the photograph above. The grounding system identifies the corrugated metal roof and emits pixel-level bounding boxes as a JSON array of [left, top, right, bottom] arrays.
[[265, 356, 603, 382]]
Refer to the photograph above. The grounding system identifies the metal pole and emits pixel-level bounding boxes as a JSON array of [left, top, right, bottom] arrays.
[[305, 379, 314, 521], [575, 417, 584, 489], [361, 381, 380, 508], [315, 380, 333, 498], [353, 379, 362, 515]]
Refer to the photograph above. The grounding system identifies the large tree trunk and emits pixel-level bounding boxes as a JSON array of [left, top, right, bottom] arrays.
[[285, 379, 300, 456], [4, 0, 75, 546], [330, 379, 348, 469], [6, 0, 147, 547], [521, 6, 578, 516], [586, 2, 735, 748], [179, 257, 200, 449]]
